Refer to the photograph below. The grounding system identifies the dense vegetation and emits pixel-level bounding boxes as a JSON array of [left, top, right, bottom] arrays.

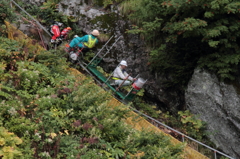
[[0, 1, 186, 158], [115, 0, 240, 87], [0, 28, 184, 159], [1, 0, 231, 158]]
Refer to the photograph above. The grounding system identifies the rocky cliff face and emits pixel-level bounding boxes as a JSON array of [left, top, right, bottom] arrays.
[[59, 2, 240, 157], [56, 0, 184, 112], [18, 0, 184, 113], [186, 68, 240, 158], [17, 0, 239, 157]]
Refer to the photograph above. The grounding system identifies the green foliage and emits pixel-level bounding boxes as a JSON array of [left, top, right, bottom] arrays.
[[220, 156, 229, 159], [178, 110, 203, 136], [89, 13, 118, 41], [0, 0, 16, 24], [122, 0, 240, 86], [101, 0, 124, 8], [0, 127, 24, 159], [39, 0, 77, 24], [161, 110, 208, 142], [132, 97, 161, 118], [0, 24, 8, 37], [129, 131, 184, 159], [13, 0, 80, 36], [149, 37, 207, 87], [0, 36, 185, 158], [130, 100, 213, 156]]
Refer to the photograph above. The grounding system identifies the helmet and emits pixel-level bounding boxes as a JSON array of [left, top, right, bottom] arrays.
[[120, 60, 127, 66], [67, 27, 72, 30], [57, 22, 63, 27], [91, 30, 100, 36]]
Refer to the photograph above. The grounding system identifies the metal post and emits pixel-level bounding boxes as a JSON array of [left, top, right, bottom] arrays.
[[124, 87, 134, 98], [104, 64, 120, 83], [131, 74, 139, 84], [116, 74, 131, 91], [135, 74, 139, 78], [87, 35, 114, 66], [102, 36, 121, 57], [130, 108, 235, 159], [214, 151, 217, 159], [105, 71, 114, 83]]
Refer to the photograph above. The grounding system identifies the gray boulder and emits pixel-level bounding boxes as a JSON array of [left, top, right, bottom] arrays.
[[186, 68, 240, 158]]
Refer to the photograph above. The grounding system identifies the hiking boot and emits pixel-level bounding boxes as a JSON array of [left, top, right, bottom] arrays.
[[50, 39, 55, 43]]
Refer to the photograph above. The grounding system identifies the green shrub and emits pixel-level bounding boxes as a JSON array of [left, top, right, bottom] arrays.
[[0, 0, 16, 24], [0, 127, 25, 159], [0, 36, 185, 158], [122, 0, 240, 86]]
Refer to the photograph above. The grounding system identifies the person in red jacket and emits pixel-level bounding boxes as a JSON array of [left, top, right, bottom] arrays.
[[60, 27, 72, 40], [50, 22, 63, 43]]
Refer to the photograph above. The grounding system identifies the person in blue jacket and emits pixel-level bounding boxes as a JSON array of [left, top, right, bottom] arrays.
[[66, 30, 100, 54]]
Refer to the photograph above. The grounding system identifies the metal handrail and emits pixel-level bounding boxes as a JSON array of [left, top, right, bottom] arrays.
[[10, 0, 52, 37], [102, 36, 121, 57], [78, 58, 234, 159], [9, 1, 232, 158], [130, 107, 235, 159], [87, 36, 121, 67], [87, 35, 114, 66], [105, 63, 120, 84]]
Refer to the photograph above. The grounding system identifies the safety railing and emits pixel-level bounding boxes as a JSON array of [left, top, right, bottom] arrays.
[[131, 107, 235, 159], [79, 58, 235, 159], [8, 1, 236, 158], [10, 0, 52, 37]]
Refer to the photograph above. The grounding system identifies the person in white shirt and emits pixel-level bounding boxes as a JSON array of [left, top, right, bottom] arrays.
[[112, 60, 136, 87]]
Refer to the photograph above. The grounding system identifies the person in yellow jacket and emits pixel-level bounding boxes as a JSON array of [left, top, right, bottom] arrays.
[[67, 30, 99, 53]]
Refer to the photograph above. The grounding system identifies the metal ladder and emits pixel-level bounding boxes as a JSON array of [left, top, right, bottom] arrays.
[[87, 36, 121, 67]]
